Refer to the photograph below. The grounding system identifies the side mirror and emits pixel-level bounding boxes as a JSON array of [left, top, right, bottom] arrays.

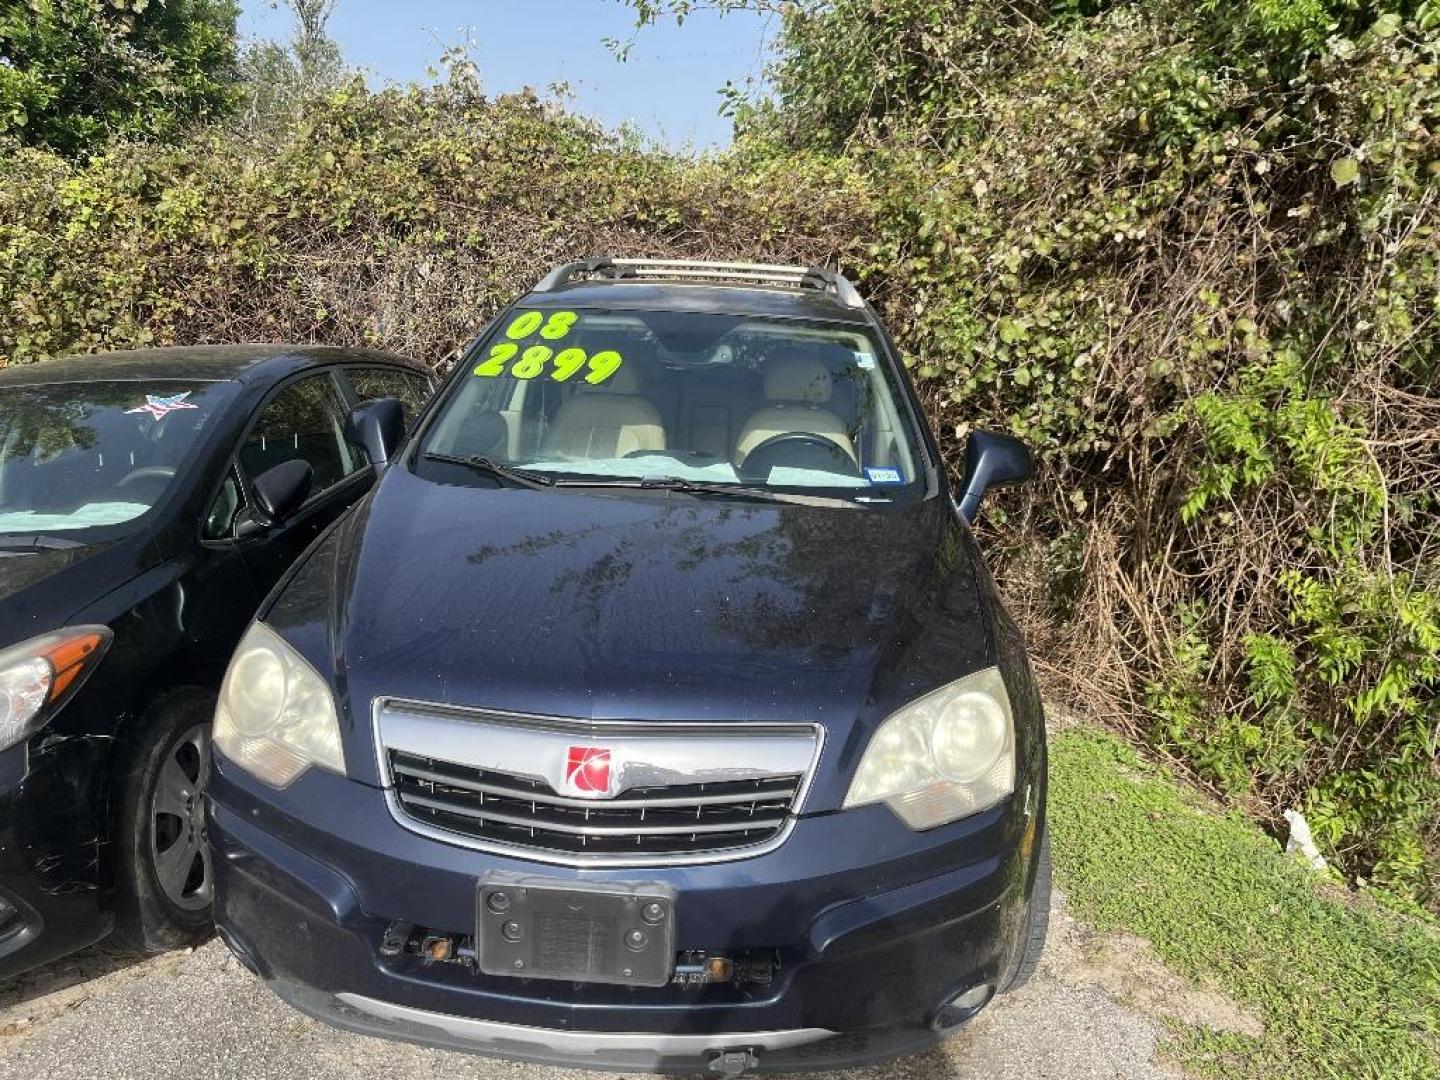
[[956, 430, 1033, 523], [344, 397, 406, 470], [251, 460, 314, 524]]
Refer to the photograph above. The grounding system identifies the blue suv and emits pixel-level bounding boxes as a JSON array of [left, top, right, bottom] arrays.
[[207, 259, 1049, 1075]]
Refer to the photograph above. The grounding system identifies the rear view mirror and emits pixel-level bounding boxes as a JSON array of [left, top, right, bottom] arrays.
[[251, 460, 314, 523], [345, 397, 406, 469], [956, 430, 1033, 523]]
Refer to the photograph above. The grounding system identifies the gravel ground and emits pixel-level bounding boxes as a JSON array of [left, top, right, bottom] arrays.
[[0, 887, 1205, 1080]]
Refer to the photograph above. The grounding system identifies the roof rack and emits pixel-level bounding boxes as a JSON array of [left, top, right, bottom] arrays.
[[532, 257, 865, 309]]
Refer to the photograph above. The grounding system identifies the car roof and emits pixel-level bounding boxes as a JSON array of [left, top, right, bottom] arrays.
[[520, 281, 874, 326], [0, 344, 426, 387]]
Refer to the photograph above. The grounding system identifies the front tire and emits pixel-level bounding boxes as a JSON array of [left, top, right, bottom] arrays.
[[114, 692, 215, 952], [1002, 826, 1051, 992]]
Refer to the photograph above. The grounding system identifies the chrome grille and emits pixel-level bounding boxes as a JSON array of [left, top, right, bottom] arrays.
[[374, 699, 823, 865], [389, 750, 802, 856]]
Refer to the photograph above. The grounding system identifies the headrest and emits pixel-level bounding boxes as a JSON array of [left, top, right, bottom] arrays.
[[763, 351, 832, 404], [584, 364, 642, 395]]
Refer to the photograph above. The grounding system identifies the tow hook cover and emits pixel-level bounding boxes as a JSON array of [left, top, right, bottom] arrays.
[[709, 1049, 761, 1076]]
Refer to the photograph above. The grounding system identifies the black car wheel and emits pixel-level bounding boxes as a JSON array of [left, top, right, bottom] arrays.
[[1002, 826, 1051, 992], [115, 691, 215, 952]]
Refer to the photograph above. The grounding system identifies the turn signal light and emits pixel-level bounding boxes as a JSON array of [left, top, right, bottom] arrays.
[[39, 631, 108, 699], [0, 626, 113, 751]]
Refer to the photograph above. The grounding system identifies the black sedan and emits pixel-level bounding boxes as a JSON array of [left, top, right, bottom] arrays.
[[0, 345, 432, 977]]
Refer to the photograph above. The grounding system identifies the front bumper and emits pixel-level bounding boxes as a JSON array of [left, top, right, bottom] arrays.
[[273, 983, 862, 1073], [209, 760, 1039, 1073], [0, 742, 113, 979]]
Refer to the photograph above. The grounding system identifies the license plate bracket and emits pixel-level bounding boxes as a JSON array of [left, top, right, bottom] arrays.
[[476, 874, 677, 987]]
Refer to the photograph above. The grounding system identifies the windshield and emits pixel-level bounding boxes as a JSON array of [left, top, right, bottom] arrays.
[[0, 380, 232, 537], [418, 307, 925, 500]]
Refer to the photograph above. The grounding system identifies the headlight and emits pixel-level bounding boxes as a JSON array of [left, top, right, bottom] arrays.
[[843, 666, 1015, 829], [0, 626, 112, 751], [214, 622, 344, 787]]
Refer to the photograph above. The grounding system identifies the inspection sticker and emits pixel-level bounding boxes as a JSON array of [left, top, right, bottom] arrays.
[[127, 391, 198, 420], [865, 466, 904, 484]]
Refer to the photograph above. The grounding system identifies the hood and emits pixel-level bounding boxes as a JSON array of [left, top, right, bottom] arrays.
[[266, 466, 994, 792], [0, 536, 150, 649]]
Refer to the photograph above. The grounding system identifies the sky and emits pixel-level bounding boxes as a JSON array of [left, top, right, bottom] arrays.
[[238, 0, 777, 150]]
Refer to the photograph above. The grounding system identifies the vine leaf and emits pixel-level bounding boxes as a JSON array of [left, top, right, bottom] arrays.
[[1330, 157, 1360, 187]]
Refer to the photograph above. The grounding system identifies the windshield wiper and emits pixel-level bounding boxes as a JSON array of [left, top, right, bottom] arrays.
[[423, 456, 865, 508], [552, 474, 862, 509], [0, 534, 86, 551], [421, 453, 555, 489]]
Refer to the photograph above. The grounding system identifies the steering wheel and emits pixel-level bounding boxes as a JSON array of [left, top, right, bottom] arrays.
[[738, 432, 861, 480], [117, 465, 176, 489]]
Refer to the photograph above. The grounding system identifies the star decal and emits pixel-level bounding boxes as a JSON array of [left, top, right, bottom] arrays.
[[126, 392, 199, 420]]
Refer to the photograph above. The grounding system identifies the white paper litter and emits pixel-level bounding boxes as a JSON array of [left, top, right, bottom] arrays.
[[1282, 809, 1328, 871]]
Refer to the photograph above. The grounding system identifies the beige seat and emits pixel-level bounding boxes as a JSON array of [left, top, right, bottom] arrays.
[[540, 366, 666, 460], [734, 352, 856, 467]]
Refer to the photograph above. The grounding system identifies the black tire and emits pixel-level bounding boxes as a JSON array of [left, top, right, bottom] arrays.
[[1002, 825, 1051, 993], [113, 690, 216, 953]]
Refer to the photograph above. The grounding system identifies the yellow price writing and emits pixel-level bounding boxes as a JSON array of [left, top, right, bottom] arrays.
[[472, 342, 516, 376], [512, 345, 551, 379], [473, 343, 625, 384], [539, 311, 578, 339], [551, 347, 588, 381], [585, 350, 623, 384], [504, 310, 578, 342], [504, 311, 543, 339]]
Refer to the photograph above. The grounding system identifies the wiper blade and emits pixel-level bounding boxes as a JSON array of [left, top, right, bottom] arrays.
[[421, 453, 554, 489], [553, 474, 860, 509], [641, 476, 793, 502], [0, 534, 85, 551]]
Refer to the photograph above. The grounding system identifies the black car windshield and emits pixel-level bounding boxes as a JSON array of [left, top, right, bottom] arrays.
[[419, 308, 926, 500], [0, 380, 233, 536]]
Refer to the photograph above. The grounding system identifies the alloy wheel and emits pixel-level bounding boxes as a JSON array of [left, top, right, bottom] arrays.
[[149, 723, 213, 911]]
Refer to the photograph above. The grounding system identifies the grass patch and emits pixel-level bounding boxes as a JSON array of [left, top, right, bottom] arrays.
[[1049, 728, 1440, 1080]]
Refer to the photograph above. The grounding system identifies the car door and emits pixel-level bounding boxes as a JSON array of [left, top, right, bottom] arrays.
[[233, 370, 373, 597], [182, 459, 263, 666]]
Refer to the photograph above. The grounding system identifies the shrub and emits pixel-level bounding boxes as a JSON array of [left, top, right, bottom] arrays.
[[0, 0, 240, 157], [714, 0, 1440, 902]]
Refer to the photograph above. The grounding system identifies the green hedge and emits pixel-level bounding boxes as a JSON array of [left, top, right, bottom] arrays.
[[726, 0, 1440, 905], [0, 80, 867, 366]]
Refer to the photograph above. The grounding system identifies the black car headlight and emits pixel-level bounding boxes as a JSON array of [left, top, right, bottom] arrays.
[[0, 626, 112, 751], [843, 666, 1015, 830], [214, 622, 344, 788]]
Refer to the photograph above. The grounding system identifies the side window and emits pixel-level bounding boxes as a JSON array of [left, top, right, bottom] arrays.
[[239, 373, 361, 495], [405, 373, 434, 417], [349, 368, 432, 429], [202, 467, 247, 540]]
